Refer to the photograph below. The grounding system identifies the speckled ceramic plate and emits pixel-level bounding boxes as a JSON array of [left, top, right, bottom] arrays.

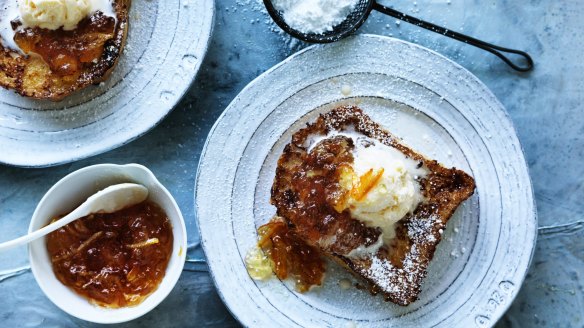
[[195, 34, 537, 328], [0, 0, 214, 167]]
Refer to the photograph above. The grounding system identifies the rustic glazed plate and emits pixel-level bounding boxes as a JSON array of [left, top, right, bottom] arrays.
[[0, 0, 214, 167], [195, 34, 537, 327]]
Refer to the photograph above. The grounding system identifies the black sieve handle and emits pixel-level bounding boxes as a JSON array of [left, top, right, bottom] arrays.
[[373, 2, 534, 72]]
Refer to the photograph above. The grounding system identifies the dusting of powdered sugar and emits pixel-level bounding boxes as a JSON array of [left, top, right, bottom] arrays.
[[321, 107, 398, 148], [406, 215, 443, 244], [364, 247, 420, 295], [358, 215, 444, 299], [271, 0, 359, 34], [233, 0, 304, 54]]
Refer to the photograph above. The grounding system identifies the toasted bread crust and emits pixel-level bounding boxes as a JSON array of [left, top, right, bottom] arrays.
[[0, 0, 130, 101], [271, 106, 476, 305]]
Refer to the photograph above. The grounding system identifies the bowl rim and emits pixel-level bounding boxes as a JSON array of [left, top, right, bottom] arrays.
[[28, 163, 187, 324]]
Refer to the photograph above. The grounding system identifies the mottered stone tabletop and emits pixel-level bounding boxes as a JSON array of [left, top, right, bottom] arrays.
[[0, 0, 582, 327]]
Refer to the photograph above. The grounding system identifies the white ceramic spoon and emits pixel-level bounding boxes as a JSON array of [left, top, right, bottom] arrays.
[[0, 183, 149, 252]]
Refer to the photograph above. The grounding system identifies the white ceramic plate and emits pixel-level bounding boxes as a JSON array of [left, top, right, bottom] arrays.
[[0, 0, 214, 167], [195, 34, 537, 327]]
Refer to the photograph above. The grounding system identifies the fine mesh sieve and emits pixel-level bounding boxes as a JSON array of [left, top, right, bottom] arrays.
[[264, 0, 534, 72]]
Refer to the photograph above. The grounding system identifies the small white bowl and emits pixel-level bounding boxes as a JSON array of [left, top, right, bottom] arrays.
[[28, 163, 187, 324]]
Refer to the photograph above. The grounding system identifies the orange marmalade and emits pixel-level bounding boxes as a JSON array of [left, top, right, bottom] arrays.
[[257, 218, 325, 292], [13, 12, 116, 77], [46, 200, 173, 308]]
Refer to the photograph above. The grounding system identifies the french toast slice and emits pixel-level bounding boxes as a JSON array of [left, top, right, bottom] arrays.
[[0, 0, 130, 101], [270, 106, 476, 305]]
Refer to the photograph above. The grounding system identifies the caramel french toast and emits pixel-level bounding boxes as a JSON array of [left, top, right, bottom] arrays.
[[0, 0, 130, 101], [265, 106, 475, 306]]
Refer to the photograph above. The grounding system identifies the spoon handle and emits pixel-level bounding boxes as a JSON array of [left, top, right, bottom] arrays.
[[372, 2, 534, 72], [0, 206, 89, 252]]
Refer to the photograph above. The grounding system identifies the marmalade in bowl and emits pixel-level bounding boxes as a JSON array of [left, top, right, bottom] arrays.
[[46, 200, 173, 308]]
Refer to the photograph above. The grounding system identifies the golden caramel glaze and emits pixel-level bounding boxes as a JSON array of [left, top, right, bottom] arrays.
[[46, 201, 173, 308], [0, 0, 130, 100]]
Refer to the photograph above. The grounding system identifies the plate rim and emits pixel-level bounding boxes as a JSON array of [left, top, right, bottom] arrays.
[[0, 0, 216, 168], [195, 33, 538, 327]]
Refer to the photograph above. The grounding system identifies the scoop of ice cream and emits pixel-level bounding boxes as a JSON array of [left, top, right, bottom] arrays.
[[19, 0, 91, 30], [338, 143, 424, 242]]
